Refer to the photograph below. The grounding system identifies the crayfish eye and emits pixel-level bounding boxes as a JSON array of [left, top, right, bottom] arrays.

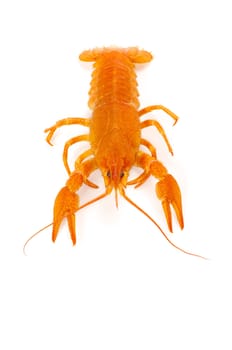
[[120, 171, 124, 178], [106, 170, 111, 178]]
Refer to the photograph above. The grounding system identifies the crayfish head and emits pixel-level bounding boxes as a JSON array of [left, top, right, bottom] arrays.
[[103, 161, 129, 208]]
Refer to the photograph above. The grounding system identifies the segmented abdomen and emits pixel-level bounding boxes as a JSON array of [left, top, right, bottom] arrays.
[[86, 50, 140, 110]]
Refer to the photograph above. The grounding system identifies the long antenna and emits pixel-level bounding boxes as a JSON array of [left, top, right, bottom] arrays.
[[121, 189, 207, 260], [23, 223, 53, 255]]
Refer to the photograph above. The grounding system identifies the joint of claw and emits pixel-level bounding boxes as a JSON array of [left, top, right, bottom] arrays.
[[66, 172, 84, 192], [150, 160, 168, 179]]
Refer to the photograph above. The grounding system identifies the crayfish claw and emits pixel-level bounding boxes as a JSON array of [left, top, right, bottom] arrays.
[[66, 214, 77, 245], [52, 186, 79, 244], [156, 174, 184, 232], [161, 199, 173, 232]]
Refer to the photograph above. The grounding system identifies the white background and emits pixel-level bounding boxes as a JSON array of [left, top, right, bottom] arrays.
[[1, 0, 232, 349]]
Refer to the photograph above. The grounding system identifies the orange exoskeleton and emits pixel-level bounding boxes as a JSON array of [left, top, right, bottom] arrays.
[[25, 47, 206, 259]]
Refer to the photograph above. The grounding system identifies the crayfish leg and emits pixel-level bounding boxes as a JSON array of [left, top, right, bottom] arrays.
[[139, 105, 178, 125]]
